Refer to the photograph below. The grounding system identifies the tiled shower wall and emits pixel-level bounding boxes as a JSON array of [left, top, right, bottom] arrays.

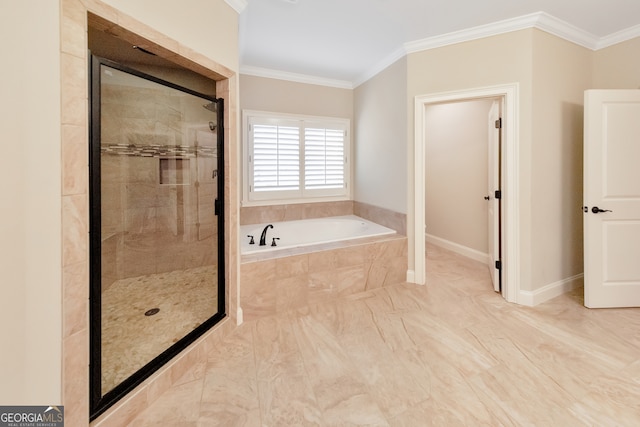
[[100, 84, 219, 289]]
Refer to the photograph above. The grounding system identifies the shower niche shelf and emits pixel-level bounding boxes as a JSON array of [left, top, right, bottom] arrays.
[[159, 157, 191, 185]]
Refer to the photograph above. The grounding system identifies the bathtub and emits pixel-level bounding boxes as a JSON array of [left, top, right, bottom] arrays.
[[240, 215, 396, 255]]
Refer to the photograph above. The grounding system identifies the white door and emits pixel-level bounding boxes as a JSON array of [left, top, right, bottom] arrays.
[[584, 89, 640, 308], [488, 100, 501, 292]]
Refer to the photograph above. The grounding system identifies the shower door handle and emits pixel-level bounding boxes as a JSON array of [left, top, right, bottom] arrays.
[[214, 198, 221, 216]]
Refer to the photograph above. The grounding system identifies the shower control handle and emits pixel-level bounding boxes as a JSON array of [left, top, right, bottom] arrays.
[[271, 237, 280, 247], [247, 235, 255, 245]]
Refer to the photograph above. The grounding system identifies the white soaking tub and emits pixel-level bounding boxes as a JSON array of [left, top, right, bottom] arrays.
[[240, 215, 396, 255]]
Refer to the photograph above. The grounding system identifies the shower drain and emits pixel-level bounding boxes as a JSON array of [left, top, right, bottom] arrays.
[[144, 308, 160, 316]]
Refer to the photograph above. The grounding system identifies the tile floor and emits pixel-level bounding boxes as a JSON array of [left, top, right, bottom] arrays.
[[128, 245, 640, 426], [102, 265, 218, 393]]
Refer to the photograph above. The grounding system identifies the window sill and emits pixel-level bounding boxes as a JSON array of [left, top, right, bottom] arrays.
[[241, 195, 351, 208]]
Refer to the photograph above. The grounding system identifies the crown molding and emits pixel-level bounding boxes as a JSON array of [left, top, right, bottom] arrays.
[[239, 12, 640, 88], [534, 12, 599, 49], [596, 24, 640, 49], [355, 11, 617, 86], [239, 65, 354, 89], [225, 0, 248, 14], [405, 12, 599, 54], [353, 46, 407, 88], [405, 12, 539, 53]]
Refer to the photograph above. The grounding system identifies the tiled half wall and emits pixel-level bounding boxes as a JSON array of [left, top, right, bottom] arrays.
[[241, 235, 408, 322], [240, 201, 408, 321]]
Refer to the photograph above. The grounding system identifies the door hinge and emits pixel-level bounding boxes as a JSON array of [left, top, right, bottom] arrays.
[[495, 260, 502, 270], [494, 190, 502, 199], [495, 118, 502, 129]]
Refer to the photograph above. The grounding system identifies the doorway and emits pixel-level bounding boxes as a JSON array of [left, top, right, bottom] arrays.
[[413, 83, 520, 303], [424, 98, 501, 291]]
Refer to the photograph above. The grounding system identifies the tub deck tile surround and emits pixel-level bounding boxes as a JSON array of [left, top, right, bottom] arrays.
[[240, 200, 355, 225], [241, 235, 408, 322], [240, 201, 408, 237], [354, 201, 407, 236]]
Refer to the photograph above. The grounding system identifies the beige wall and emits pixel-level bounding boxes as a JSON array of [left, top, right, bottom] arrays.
[[425, 99, 494, 254], [101, 0, 239, 71], [354, 57, 408, 214], [240, 74, 353, 118], [531, 30, 591, 291], [0, 1, 62, 404], [593, 37, 640, 89], [406, 29, 596, 292], [407, 29, 534, 283]]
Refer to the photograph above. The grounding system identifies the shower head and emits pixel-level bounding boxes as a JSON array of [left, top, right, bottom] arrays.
[[203, 102, 217, 112], [132, 45, 157, 56]]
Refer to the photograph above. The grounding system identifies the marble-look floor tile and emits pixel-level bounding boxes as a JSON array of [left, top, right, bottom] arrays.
[[129, 244, 640, 426], [337, 326, 431, 419], [251, 315, 306, 380], [199, 326, 260, 426], [128, 380, 203, 427], [291, 314, 389, 425], [257, 375, 322, 427], [568, 362, 640, 426]]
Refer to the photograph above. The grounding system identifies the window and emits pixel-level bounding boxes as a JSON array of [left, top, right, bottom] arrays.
[[243, 110, 350, 204]]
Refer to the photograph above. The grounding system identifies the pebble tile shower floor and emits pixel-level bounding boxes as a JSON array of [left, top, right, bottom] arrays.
[[101, 265, 217, 393]]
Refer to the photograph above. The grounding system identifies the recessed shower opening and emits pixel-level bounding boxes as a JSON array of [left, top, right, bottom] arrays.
[[88, 27, 226, 420]]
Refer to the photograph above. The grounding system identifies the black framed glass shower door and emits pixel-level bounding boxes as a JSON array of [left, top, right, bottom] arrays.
[[89, 55, 225, 419]]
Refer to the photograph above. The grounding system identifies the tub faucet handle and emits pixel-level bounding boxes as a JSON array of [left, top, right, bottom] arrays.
[[247, 235, 255, 245], [271, 237, 280, 247]]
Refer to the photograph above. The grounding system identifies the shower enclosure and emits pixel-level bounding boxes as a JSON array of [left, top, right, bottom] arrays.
[[89, 55, 225, 418]]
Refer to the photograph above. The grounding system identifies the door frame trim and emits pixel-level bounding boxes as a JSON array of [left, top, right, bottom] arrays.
[[411, 83, 520, 303]]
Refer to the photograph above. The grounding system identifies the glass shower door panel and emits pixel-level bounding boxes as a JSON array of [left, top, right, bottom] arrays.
[[98, 64, 220, 395]]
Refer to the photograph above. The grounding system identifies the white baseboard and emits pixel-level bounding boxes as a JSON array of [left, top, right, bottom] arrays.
[[406, 270, 416, 284], [518, 274, 583, 306], [425, 234, 490, 265], [236, 307, 243, 325]]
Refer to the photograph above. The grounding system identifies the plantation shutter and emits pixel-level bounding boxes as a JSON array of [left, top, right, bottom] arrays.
[[245, 111, 350, 203], [251, 121, 300, 192], [304, 127, 345, 190]]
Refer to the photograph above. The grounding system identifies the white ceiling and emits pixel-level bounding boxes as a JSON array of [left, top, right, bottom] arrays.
[[237, 0, 640, 87]]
